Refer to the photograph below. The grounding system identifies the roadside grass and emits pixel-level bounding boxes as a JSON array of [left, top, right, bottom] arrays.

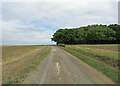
[[74, 47, 118, 59], [66, 45, 118, 68], [6, 46, 51, 84], [75, 44, 118, 46], [60, 45, 118, 83], [73, 44, 119, 52]]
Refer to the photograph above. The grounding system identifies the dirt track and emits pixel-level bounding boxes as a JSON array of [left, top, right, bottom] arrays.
[[23, 46, 114, 84]]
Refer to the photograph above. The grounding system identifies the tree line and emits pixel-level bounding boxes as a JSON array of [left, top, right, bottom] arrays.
[[51, 24, 120, 44]]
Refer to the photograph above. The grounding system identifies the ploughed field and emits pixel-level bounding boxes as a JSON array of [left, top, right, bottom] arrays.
[[60, 44, 119, 83], [2, 45, 51, 84]]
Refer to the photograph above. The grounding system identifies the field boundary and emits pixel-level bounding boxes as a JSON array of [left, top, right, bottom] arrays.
[[68, 47, 118, 68], [5, 46, 51, 84], [59, 46, 118, 83]]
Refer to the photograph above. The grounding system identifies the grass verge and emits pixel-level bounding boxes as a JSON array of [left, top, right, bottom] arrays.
[[75, 47, 118, 59], [60, 46, 118, 83], [67, 46, 118, 68]]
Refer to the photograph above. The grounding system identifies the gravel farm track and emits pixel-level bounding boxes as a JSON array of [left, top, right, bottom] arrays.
[[23, 46, 114, 84]]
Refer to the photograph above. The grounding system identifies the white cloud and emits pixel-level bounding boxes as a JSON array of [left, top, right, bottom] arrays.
[[3, 1, 118, 26], [2, 20, 55, 45], [1, 0, 118, 45], [1, 0, 119, 2]]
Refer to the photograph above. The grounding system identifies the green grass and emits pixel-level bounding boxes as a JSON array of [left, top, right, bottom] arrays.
[[23, 66, 35, 73], [73, 44, 119, 52], [6, 80, 14, 84], [75, 44, 118, 46], [60, 45, 118, 83], [66, 45, 118, 68], [86, 49, 118, 59], [69, 46, 118, 59]]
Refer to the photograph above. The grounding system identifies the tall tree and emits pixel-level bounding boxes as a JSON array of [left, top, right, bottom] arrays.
[[51, 24, 119, 44]]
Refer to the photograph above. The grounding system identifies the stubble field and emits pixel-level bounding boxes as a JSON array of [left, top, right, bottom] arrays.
[[2, 45, 51, 84]]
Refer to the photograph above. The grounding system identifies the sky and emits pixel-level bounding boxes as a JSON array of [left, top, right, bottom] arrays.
[[0, 0, 119, 45]]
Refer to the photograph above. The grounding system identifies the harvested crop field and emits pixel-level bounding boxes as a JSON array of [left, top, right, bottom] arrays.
[[2, 45, 51, 84]]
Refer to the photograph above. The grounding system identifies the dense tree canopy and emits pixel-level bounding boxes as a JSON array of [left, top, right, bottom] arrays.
[[51, 24, 120, 44]]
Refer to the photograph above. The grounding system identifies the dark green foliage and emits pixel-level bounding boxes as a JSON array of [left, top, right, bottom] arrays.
[[58, 43, 65, 47], [108, 24, 120, 43], [51, 24, 120, 44]]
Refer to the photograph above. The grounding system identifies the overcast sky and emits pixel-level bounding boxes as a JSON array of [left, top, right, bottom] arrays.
[[0, 0, 119, 45]]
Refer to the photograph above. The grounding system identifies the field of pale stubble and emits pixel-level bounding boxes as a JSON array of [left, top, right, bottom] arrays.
[[2, 45, 51, 84]]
